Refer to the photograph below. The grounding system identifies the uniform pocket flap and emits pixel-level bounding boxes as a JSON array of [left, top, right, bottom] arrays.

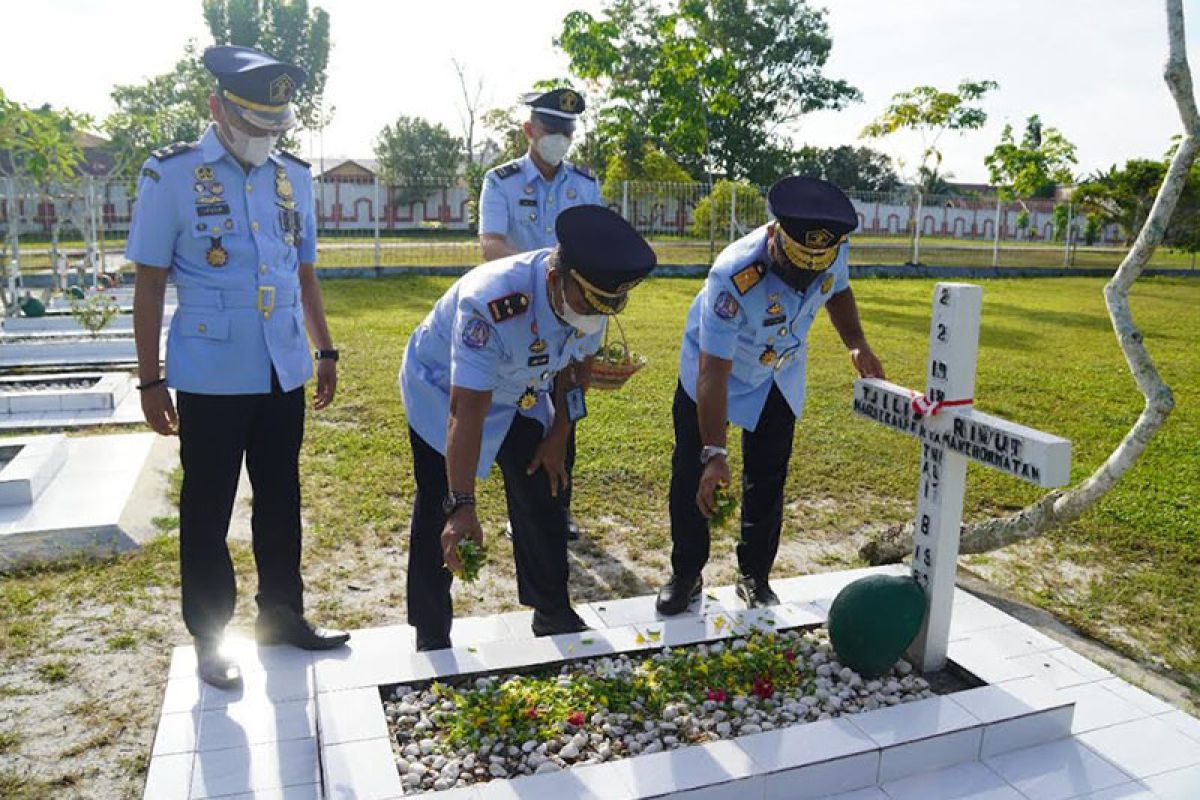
[[176, 311, 231, 340]]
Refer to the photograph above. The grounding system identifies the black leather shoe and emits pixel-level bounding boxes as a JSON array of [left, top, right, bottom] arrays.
[[256, 606, 350, 650], [566, 514, 581, 542], [736, 574, 780, 608], [531, 607, 590, 637], [656, 574, 703, 616], [195, 638, 242, 690]]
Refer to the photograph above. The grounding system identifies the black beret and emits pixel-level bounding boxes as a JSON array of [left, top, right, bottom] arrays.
[[768, 176, 858, 249], [555, 205, 656, 314], [203, 45, 307, 133]]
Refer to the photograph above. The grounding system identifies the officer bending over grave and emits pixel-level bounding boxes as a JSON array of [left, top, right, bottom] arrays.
[[400, 205, 656, 651], [656, 177, 886, 616]]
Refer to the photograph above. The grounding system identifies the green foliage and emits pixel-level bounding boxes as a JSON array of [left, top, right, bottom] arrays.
[[690, 179, 767, 237], [985, 114, 1077, 199], [1070, 157, 1200, 250], [600, 143, 693, 203], [202, 0, 333, 130], [861, 78, 997, 184], [709, 484, 738, 528], [453, 539, 487, 584], [104, 42, 215, 171], [558, 0, 859, 182], [789, 145, 899, 192], [374, 115, 462, 205], [479, 106, 527, 168], [69, 291, 121, 338], [1051, 203, 1070, 242], [0, 89, 89, 184]]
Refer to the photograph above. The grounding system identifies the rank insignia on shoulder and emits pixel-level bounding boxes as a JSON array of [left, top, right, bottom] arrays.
[[152, 141, 194, 162], [141, 167, 161, 182], [731, 263, 764, 295], [487, 292, 529, 323], [494, 161, 522, 179]]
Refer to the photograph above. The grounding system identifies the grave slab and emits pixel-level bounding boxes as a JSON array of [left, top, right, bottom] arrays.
[[141, 570, 1200, 800], [0, 372, 148, 432], [0, 433, 68, 506], [0, 432, 159, 571]]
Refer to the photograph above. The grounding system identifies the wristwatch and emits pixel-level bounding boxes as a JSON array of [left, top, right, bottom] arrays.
[[700, 445, 728, 465], [315, 349, 339, 361], [442, 491, 476, 517]]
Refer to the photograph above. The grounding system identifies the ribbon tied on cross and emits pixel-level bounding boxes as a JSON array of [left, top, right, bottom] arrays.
[[909, 391, 974, 419]]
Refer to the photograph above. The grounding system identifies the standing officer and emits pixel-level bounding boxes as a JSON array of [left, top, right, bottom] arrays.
[[129, 45, 348, 689], [401, 205, 655, 651], [478, 87, 601, 540], [656, 177, 886, 615]]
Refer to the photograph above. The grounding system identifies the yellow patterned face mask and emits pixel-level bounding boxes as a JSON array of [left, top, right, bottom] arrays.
[[776, 227, 844, 272]]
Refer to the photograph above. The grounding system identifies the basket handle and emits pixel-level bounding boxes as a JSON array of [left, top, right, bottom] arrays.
[[600, 314, 632, 362]]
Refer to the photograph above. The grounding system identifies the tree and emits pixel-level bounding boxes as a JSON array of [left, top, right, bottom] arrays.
[[1073, 159, 1170, 244], [984, 114, 1077, 199], [104, 41, 212, 172], [203, 0, 332, 131], [557, 0, 860, 183], [860, 78, 998, 188], [789, 145, 899, 192], [374, 115, 462, 206], [690, 179, 766, 238], [861, 0, 1193, 568]]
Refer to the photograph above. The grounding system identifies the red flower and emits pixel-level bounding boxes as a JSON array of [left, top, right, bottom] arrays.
[[751, 677, 775, 700], [784, 650, 796, 664], [567, 711, 585, 727], [706, 689, 727, 702], [526, 707, 539, 719]]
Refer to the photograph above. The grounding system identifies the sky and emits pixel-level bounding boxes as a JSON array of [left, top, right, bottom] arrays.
[[2, 0, 1197, 183]]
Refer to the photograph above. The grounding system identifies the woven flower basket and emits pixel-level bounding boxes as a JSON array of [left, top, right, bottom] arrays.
[[590, 315, 646, 391]]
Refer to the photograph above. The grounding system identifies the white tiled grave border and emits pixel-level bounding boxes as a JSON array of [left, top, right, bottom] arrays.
[[145, 565, 1200, 800]]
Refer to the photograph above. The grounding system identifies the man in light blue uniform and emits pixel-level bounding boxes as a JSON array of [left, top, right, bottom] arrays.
[[477, 87, 602, 540], [401, 205, 656, 651], [656, 177, 887, 615], [129, 45, 348, 688]]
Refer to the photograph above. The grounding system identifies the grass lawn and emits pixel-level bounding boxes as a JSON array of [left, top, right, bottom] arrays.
[[0, 274, 1196, 796]]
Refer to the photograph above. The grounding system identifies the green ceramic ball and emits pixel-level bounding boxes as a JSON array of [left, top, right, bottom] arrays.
[[828, 574, 927, 678]]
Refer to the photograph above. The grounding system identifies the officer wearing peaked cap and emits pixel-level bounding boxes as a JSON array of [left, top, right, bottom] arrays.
[[401, 205, 656, 651], [479, 87, 602, 541], [128, 45, 348, 690], [656, 177, 887, 616]]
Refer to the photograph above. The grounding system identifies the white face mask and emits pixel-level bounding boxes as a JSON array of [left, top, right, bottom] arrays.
[[555, 277, 607, 335], [535, 133, 572, 166], [221, 121, 278, 167]]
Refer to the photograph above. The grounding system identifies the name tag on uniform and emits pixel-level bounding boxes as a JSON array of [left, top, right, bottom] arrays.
[[528, 354, 550, 366], [763, 315, 786, 326], [519, 198, 537, 207], [565, 386, 587, 423]]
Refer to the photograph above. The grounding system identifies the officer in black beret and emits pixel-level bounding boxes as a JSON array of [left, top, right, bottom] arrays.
[[400, 205, 656, 649], [656, 176, 886, 615]]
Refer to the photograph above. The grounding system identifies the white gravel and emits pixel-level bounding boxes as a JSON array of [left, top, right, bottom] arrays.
[[384, 628, 932, 795]]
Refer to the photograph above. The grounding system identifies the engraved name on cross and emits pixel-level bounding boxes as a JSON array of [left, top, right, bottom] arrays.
[[851, 283, 1073, 672]]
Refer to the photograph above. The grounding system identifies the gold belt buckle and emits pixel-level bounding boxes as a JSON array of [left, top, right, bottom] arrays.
[[257, 286, 277, 319]]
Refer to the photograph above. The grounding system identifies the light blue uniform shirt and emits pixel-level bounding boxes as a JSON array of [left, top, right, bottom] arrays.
[[400, 249, 603, 478], [678, 225, 851, 431], [478, 153, 601, 252], [125, 124, 317, 395]]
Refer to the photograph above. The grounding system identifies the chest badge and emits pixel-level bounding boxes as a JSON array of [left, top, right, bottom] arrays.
[[194, 165, 214, 181], [821, 274, 834, 294], [518, 386, 538, 410], [529, 337, 546, 353], [566, 188, 577, 200], [524, 183, 534, 195], [766, 302, 783, 315], [275, 168, 294, 202], [206, 238, 229, 267], [759, 345, 777, 366]]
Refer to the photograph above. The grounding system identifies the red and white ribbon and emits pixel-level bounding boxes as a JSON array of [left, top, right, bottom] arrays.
[[910, 392, 974, 417]]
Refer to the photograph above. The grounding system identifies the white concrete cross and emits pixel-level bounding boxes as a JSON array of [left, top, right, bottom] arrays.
[[851, 282, 1072, 673]]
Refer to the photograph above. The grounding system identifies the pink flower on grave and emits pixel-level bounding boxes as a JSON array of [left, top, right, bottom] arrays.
[[784, 650, 796, 664], [525, 707, 539, 720], [567, 711, 585, 727], [751, 677, 774, 700], [705, 689, 727, 703]]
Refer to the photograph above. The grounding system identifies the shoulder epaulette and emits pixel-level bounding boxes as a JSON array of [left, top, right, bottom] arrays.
[[150, 141, 195, 162], [487, 292, 530, 323], [278, 150, 310, 168], [569, 162, 597, 181], [731, 262, 765, 295], [494, 160, 522, 179]]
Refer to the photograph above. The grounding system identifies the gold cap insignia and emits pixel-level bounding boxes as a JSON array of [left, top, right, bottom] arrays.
[[269, 73, 296, 104], [560, 91, 580, 113], [804, 228, 835, 249]]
